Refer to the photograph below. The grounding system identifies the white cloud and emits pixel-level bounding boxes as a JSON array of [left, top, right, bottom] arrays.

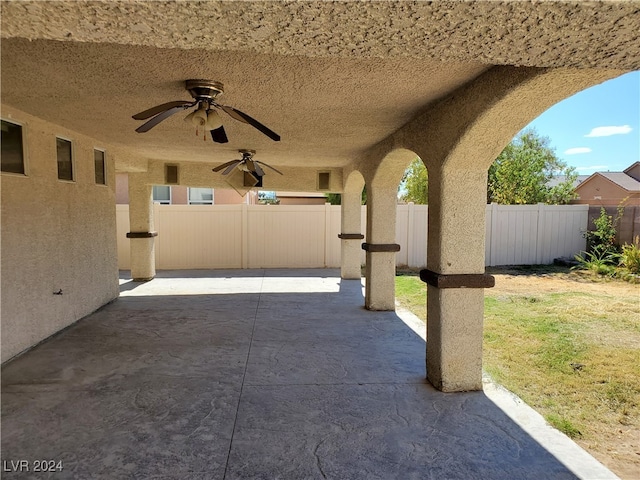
[[575, 165, 608, 173], [584, 125, 633, 137], [564, 147, 592, 155]]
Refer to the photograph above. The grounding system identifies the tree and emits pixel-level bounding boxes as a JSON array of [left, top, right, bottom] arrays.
[[324, 186, 367, 205], [488, 129, 577, 205], [399, 157, 428, 204], [325, 193, 342, 205]]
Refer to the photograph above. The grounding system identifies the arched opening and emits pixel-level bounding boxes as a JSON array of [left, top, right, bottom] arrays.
[[391, 72, 639, 474], [362, 148, 424, 310], [338, 170, 367, 280], [478, 72, 640, 475]]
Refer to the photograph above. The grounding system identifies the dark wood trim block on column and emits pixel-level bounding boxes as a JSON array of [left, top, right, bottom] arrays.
[[361, 243, 401, 252], [338, 233, 365, 240], [420, 269, 495, 288], [126, 231, 158, 238]]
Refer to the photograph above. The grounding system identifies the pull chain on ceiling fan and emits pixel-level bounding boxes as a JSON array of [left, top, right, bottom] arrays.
[[132, 80, 280, 143]]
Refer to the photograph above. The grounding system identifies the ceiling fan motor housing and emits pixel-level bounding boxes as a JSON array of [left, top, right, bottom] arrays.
[[186, 79, 224, 101]]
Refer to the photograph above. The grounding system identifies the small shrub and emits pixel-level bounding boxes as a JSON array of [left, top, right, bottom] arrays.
[[616, 269, 640, 284], [573, 250, 619, 275], [584, 207, 621, 258], [619, 237, 640, 274]]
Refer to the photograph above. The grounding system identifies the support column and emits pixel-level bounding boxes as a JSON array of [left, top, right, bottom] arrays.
[[423, 167, 494, 392], [364, 188, 399, 310], [127, 175, 156, 281], [339, 187, 364, 279]]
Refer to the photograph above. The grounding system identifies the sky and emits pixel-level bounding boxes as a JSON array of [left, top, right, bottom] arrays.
[[523, 70, 640, 175]]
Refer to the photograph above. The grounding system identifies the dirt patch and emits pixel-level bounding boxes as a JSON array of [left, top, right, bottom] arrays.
[[582, 428, 640, 480], [488, 266, 639, 297]]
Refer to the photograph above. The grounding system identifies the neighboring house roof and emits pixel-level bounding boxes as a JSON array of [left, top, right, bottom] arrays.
[[547, 175, 589, 188], [623, 161, 640, 181], [597, 172, 640, 192]]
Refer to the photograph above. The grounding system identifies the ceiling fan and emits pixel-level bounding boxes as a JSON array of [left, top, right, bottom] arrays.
[[213, 150, 283, 177], [131, 80, 280, 143]]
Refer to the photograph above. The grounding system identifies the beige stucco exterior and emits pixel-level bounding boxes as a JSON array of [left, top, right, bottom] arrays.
[[115, 172, 130, 204], [340, 170, 366, 280], [1, 106, 119, 362]]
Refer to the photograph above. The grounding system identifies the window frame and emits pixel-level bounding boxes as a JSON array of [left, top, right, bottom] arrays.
[[56, 136, 75, 182], [187, 187, 214, 205], [1, 118, 27, 176], [94, 148, 107, 186], [152, 185, 172, 205]]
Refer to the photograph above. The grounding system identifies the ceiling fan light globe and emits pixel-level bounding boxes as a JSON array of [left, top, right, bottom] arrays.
[[184, 111, 196, 123], [191, 107, 208, 127], [206, 110, 223, 131]]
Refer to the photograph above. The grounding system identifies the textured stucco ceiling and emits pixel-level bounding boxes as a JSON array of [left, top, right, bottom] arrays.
[[3, 1, 640, 68], [0, 38, 487, 169], [1, 0, 639, 172]]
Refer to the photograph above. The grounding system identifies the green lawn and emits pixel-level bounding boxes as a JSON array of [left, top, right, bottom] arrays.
[[482, 291, 639, 437], [395, 274, 426, 320]]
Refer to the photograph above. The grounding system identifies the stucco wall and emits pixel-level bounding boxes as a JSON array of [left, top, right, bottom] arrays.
[[115, 172, 129, 204], [1, 105, 119, 362], [214, 188, 251, 205], [170, 186, 188, 205], [574, 178, 638, 206]]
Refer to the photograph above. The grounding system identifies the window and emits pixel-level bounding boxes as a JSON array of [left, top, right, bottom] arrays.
[[153, 185, 171, 204], [1, 120, 25, 174], [188, 187, 214, 205], [56, 137, 73, 181], [94, 149, 106, 185]]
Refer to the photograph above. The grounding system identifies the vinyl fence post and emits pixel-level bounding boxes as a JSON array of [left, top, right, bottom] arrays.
[[535, 202, 546, 264], [490, 202, 499, 267], [154, 202, 161, 268], [324, 202, 331, 267], [241, 203, 248, 269], [407, 202, 415, 268]]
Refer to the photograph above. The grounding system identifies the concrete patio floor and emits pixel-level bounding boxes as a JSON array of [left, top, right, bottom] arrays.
[[1, 269, 617, 479]]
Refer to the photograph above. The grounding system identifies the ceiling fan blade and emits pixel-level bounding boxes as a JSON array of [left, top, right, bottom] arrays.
[[212, 160, 240, 172], [219, 105, 280, 141], [223, 160, 242, 175], [253, 162, 265, 177], [255, 161, 283, 175], [218, 105, 248, 123], [210, 125, 229, 143], [132, 101, 194, 120], [135, 105, 186, 133], [246, 159, 257, 173]]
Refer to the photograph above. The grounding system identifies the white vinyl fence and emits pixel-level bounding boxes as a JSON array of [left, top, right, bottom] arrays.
[[116, 203, 588, 270]]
